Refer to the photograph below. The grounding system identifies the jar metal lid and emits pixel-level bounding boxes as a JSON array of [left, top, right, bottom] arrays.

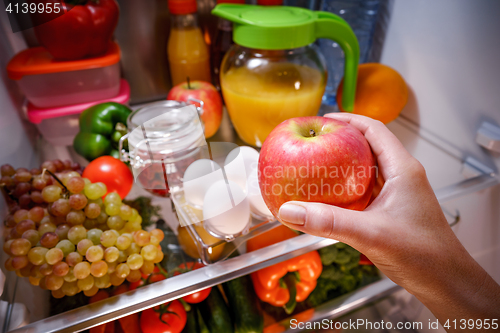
[[124, 101, 206, 166]]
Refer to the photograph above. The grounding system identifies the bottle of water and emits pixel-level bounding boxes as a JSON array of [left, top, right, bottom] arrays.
[[318, 0, 387, 108]]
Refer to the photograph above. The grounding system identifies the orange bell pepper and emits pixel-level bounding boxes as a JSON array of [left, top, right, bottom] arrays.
[[251, 251, 322, 311], [263, 309, 315, 333], [247, 225, 322, 313]]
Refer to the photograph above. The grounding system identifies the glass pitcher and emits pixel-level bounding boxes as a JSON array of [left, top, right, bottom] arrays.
[[213, 4, 359, 147]]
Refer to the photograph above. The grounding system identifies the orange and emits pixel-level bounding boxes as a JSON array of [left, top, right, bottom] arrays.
[[336, 63, 408, 124]]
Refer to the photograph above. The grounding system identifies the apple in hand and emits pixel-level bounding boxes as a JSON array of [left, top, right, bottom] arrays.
[[167, 80, 223, 138], [258, 116, 376, 218]]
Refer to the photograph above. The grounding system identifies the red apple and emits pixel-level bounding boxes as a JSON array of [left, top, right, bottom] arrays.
[[258, 116, 376, 218], [167, 81, 223, 138]]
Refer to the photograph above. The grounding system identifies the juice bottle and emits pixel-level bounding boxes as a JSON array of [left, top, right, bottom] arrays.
[[167, 0, 211, 86]]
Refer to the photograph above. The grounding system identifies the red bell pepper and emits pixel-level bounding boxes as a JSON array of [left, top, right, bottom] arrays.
[[32, 0, 119, 60]]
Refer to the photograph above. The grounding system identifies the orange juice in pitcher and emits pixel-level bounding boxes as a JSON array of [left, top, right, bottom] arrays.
[[221, 58, 326, 147]]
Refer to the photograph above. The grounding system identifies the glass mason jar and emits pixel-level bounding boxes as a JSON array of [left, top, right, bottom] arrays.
[[120, 100, 205, 197], [220, 44, 327, 147]]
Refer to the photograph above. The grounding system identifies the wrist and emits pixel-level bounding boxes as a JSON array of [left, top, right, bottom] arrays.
[[411, 248, 500, 326]]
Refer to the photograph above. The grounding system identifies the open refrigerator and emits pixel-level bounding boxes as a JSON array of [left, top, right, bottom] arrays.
[[1, 0, 500, 332]]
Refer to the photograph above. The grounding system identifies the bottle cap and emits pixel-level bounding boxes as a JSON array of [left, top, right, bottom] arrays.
[[168, 0, 197, 15], [257, 0, 283, 5], [217, 0, 245, 3]]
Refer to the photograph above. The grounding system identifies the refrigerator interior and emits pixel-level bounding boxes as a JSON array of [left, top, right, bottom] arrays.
[[1, 0, 499, 332]]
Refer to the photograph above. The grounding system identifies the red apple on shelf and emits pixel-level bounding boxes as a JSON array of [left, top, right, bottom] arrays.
[[167, 80, 223, 138], [258, 116, 376, 218]]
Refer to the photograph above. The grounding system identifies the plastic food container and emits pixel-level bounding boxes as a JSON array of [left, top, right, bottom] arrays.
[[7, 42, 121, 108], [27, 79, 130, 146]]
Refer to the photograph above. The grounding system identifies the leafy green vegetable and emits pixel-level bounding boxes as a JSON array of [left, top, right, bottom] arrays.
[[318, 245, 338, 265], [306, 243, 379, 308], [123, 196, 161, 228], [320, 265, 344, 280]]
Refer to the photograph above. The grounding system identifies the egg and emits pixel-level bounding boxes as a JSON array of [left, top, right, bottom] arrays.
[[247, 167, 273, 219], [203, 180, 250, 238], [223, 146, 260, 192], [183, 159, 224, 208]]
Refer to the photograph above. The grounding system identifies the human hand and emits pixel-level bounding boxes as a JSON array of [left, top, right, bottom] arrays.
[[277, 113, 500, 326]]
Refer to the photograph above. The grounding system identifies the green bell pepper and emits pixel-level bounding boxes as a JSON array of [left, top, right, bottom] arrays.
[[73, 102, 132, 161]]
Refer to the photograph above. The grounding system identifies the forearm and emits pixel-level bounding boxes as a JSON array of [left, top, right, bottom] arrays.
[[413, 252, 500, 332]]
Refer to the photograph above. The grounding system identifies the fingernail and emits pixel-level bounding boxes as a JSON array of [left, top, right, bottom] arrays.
[[278, 203, 306, 225]]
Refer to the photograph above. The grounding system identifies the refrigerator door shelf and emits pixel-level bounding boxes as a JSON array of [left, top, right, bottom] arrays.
[[280, 278, 402, 333], [476, 122, 500, 153]]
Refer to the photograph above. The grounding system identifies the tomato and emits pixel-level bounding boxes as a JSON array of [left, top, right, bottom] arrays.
[[183, 287, 211, 304], [129, 267, 166, 290], [82, 156, 133, 199], [140, 300, 187, 333], [175, 262, 211, 304]]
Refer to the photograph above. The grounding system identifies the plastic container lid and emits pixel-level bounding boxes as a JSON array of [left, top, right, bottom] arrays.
[[257, 0, 283, 5], [27, 79, 130, 124], [168, 0, 197, 15], [7, 42, 121, 80]]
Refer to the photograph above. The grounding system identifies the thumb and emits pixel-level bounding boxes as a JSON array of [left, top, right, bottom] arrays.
[[278, 201, 374, 247]]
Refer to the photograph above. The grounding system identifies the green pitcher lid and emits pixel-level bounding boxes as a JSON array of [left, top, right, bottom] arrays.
[[212, 4, 348, 50], [212, 4, 360, 111]]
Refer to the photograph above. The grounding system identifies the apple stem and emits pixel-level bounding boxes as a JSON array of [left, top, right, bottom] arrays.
[[187, 77, 191, 89], [309, 129, 316, 137]]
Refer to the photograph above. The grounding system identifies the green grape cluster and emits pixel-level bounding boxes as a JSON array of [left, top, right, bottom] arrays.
[[1, 161, 165, 299]]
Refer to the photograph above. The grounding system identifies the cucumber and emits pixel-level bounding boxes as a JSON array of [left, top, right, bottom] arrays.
[[183, 308, 197, 333], [183, 306, 210, 333], [198, 286, 234, 333], [222, 275, 264, 333]]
